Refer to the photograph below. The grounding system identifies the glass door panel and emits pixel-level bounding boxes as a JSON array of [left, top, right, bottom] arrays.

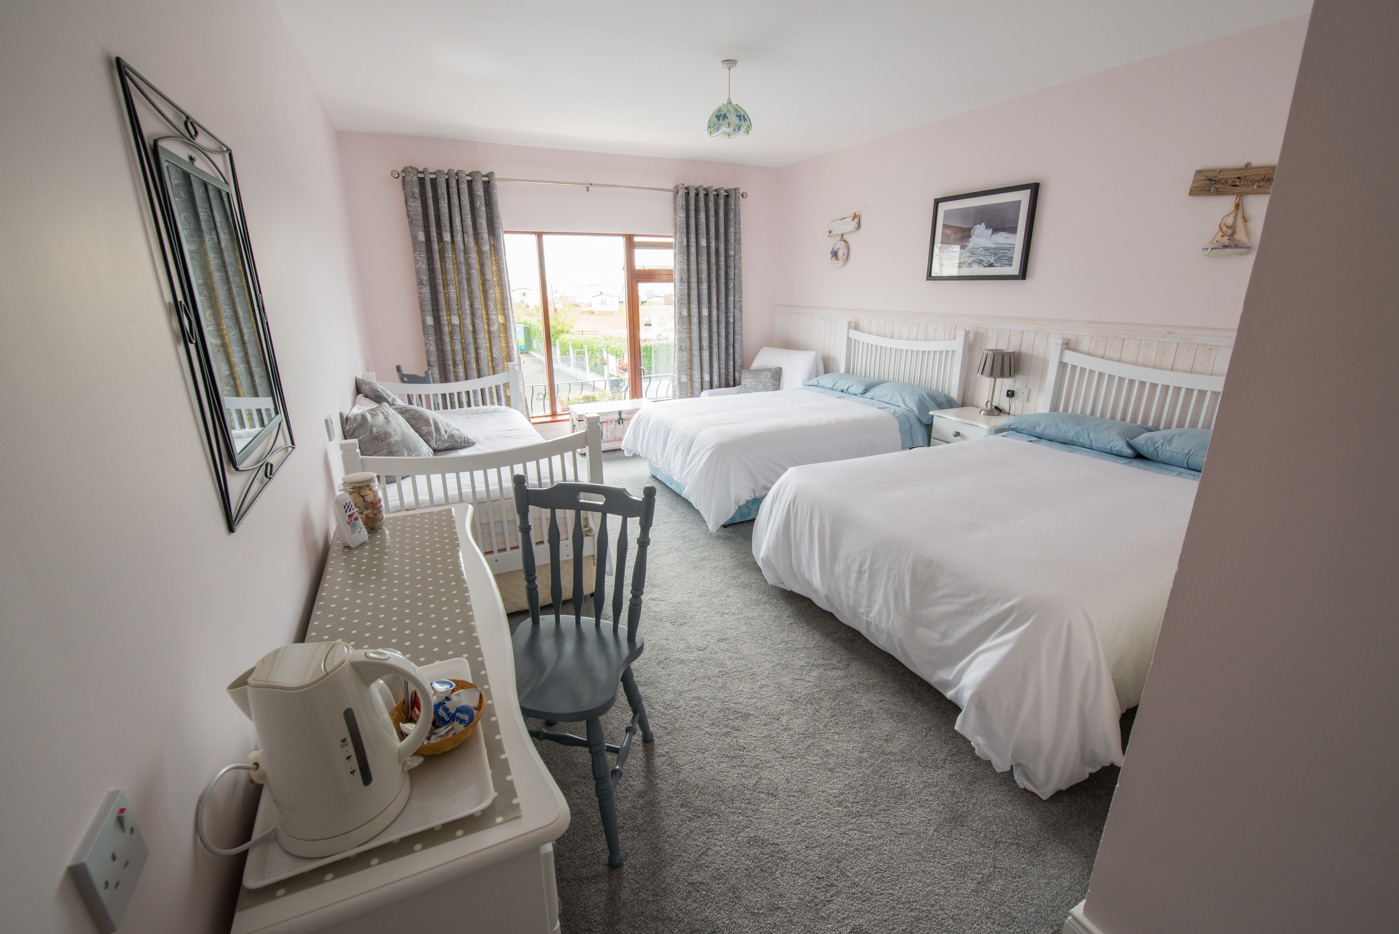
[[638, 281, 675, 399], [542, 235, 628, 407]]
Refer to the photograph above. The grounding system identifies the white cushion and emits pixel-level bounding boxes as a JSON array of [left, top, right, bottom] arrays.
[[699, 386, 742, 398], [751, 347, 825, 390]]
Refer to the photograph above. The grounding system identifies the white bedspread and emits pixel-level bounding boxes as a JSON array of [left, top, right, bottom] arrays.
[[751, 436, 1197, 797], [621, 390, 902, 531]]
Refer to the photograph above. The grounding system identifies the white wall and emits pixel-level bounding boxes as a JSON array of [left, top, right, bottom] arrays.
[[0, 2, 368, 931], [771, 17, 1307, 332], [334, 132, 780, 380], [1078, 0, 1399, 931]]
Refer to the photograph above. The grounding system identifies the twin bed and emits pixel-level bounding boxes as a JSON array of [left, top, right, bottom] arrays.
[[751, 340, 1225, 796], [328, 365, 603, 588]]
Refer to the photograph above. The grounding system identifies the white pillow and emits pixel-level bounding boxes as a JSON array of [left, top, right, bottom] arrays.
[[349, 393, 378, 414], [751, 347, 825, 390]]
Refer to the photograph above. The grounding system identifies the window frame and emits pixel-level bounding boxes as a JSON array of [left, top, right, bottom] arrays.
[[507, 230, 674, 421]]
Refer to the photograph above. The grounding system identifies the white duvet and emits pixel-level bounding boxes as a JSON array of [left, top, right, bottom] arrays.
[[621, 390, 902, 531], [751, 436, 1197, 798]]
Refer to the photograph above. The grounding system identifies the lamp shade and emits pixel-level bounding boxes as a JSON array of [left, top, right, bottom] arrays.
[[977, 349, 1016, 380], [707, 100, 752, 138]]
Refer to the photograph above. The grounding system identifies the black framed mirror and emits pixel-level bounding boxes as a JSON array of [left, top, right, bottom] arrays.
[[116, 58, 293, 531]]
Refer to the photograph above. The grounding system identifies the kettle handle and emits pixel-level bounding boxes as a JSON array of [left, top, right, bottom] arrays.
[[349, 649, 435, 764]]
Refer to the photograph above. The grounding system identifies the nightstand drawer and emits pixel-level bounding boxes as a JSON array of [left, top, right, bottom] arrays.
[[930, 417, 994, 444]]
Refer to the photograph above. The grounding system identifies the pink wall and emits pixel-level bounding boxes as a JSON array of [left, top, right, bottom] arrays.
[[772, 18, 1308, 331], [335, 133, 779, 378], [0, 1, 369, 931], [1078, 0, 1399, 931]]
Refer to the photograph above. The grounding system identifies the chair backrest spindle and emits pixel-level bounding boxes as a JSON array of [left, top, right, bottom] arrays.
[[511, 475, 657, 641]]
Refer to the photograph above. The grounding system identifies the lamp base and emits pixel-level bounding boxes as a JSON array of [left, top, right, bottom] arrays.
[[980, 402, 1005, 416]]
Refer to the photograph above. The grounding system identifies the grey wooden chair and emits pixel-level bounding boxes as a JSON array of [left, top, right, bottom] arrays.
[[395, 364, 431, 384], [511, 474, 657, 867]]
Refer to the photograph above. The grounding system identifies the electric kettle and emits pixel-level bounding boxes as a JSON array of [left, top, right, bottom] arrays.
[[196, 642, 434, 859]]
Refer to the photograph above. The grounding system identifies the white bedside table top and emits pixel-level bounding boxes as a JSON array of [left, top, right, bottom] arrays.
[[931, 406, 1012, 430]]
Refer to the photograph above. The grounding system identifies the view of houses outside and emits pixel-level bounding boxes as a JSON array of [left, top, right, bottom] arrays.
[[504, 233, 675, 417]]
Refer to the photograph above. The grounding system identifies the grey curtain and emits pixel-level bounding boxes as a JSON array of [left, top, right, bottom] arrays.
[[401, 168, 518, 382], [166, 165, 271, 400], [674, 185, 743, 397]]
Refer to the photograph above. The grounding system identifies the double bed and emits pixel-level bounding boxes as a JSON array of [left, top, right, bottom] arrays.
[[751, 341, 1226, 797], [622, 325, 968, 531]]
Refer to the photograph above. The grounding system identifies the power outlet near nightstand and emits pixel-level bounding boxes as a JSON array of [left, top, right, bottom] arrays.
[[1005, 387, 1029, 412]]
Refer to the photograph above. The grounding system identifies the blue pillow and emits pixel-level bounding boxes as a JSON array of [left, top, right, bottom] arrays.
[[1129, 428, 1211, 471], [862, 380, 958, 424], [1002, 412, 1151, 458], [805, 372, 887, 395]]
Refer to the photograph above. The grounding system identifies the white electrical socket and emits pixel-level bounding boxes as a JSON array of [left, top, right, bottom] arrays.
[[69, 790, 148, 934], [1006, 386, 1030, 412]]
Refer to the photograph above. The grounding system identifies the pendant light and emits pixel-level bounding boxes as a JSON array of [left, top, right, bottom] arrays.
[[707, 59, 752, 138]]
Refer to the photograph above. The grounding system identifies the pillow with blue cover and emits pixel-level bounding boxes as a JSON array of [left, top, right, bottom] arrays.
[[805, 372, 886, 395], [1129, 428, 1210, 471], [1002, 412, 1151, 458], [862, 381, 959, 424]]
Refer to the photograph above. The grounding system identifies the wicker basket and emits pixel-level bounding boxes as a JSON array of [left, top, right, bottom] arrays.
[[390, 679, 485, 756]]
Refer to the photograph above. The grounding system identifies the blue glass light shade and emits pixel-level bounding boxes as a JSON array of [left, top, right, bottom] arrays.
[[707, 100, 752, 138]]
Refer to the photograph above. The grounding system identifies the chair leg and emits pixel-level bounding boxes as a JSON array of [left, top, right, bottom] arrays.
[[586, 717, 623, 868], [621, 666, 654, 743]]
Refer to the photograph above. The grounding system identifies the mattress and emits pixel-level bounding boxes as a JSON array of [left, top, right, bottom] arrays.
[[751, 435, 1198, 797]]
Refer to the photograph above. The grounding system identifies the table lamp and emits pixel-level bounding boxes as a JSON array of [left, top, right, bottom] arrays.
[[978, 349, 1016, 415]]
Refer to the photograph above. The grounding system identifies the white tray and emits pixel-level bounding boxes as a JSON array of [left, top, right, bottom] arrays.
[[241, 657, 496, 889]]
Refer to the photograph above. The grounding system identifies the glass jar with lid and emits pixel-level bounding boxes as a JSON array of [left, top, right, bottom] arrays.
[[340, 472, 384, 532]]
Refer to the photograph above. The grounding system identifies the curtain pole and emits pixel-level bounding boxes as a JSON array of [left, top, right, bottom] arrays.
[[390, 169, 747, 198]]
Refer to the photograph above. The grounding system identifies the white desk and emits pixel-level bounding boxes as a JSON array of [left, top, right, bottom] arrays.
[[231, 506, 569, 934]]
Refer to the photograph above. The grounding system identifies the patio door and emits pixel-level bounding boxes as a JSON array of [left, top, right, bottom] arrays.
[[505, 232, 675, 419]]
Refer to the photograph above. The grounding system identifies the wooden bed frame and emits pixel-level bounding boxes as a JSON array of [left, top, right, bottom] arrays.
[[840, 322, 968, 393], [1043, 339, 1226, 428], [328, 363, 604, 579]]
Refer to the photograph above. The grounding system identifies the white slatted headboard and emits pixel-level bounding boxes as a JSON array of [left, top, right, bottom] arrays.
[[1043, 339, 1226, 429], [840, 324, 968, 401]]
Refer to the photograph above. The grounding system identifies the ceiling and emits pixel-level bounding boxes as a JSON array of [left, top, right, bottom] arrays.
[[275, 0, 1310, 169]]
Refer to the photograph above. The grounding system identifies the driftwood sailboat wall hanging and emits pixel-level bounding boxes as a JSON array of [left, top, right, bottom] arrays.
[[1187, 161, 1275, 258], [1204, 195, 1250, 256]]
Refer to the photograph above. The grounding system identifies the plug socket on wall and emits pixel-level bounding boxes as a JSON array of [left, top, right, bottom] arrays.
[[69, 789, 148, 933]]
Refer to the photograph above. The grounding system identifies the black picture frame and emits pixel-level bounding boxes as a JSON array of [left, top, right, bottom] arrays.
[[116, 57, 294, 532], [926, 182, 1039, 281]]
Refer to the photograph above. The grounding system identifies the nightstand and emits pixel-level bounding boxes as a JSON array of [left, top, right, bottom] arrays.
[[929, 406, 1011, 445]]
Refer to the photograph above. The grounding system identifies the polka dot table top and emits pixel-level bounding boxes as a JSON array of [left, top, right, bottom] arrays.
[[237, 509, 523, 907]]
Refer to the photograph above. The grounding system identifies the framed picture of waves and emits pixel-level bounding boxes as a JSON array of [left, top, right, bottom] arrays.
[[926, 182, 1039, 280]]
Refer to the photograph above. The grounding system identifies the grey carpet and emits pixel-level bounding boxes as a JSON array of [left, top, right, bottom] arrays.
[[513, 451, 1126, 934]]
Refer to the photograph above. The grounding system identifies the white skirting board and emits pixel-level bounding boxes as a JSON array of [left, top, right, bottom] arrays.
[[1063, 901, 1110, 934]]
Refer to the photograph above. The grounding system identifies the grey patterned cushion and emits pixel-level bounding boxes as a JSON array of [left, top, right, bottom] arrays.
[[355, 376, 402, 406], [397, 404, 475, 452], [738, 366, 782, 393], [341, 404, 432, 458]]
